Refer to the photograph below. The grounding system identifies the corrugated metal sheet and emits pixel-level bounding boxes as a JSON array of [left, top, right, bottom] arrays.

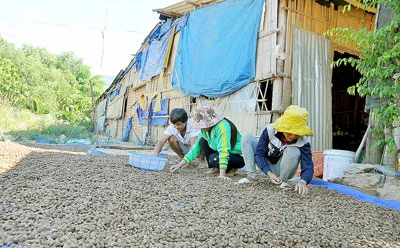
[[153, 0, 223, 18], [292, 26, 332, 151]]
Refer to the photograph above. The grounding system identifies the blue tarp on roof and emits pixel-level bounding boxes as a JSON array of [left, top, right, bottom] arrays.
[[109, 87, 120, 102], [139, 26, 173, 81], [149, 19, 174, 43], [120, 59, 136, 78], [171, 0, 264, 98], [139, 15, 188, 82], [135, 51, 143, 71]]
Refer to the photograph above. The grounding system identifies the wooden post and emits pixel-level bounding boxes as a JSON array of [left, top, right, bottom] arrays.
[[89, 80, 99, 145], [280, 0, 292, 110], [365, 116, 383, 164]]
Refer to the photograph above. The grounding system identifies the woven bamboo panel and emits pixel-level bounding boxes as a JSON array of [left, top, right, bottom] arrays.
[[286, 0, 375, 53]]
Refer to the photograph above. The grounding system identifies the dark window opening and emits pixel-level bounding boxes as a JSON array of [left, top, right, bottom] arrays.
[[122, 88, 129, 117], [122, 96, 128, 117], [256, 80, 273, 111]]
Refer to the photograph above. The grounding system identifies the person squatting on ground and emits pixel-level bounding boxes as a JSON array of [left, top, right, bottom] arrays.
[[153, 108, 205, 166], [240, 105, 314, 196], [169, 106, 245, 180]]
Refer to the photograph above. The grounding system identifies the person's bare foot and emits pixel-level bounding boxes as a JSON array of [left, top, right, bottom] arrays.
[[247, 177, 258, 185], [226, 168, 238, 177], [205, 167, 219, 174], [196, 159, 208, 169]]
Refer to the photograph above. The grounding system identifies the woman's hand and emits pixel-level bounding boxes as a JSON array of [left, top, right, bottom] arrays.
[[294, 180, 309, 196], [218, 175, 232, 180], [218, 169, 231, 180], [267, 172, 282, 185], [169, 160, 188, 173]]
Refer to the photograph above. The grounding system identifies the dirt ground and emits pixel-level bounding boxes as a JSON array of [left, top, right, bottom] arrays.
[[1, 141, 400, 247]]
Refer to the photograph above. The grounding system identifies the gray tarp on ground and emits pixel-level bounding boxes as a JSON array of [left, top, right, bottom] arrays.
[[97, 116, 106, 131], [96, 99, 107, 117], [197, 83, 257, 135]]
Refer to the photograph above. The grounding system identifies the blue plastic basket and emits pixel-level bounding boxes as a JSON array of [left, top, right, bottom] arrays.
[[128, 152, 168, 171]]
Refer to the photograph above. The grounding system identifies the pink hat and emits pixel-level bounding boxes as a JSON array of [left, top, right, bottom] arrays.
[[190, 106, 224, 129]]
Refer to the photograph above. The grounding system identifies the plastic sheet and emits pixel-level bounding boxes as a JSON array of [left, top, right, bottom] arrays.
[[295, 179, 400, 211]]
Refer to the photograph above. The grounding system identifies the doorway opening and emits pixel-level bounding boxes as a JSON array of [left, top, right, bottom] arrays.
[[331, 51, 368, 151]]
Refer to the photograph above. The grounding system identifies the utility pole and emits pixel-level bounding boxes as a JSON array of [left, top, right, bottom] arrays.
[[100, 9, 108, 70], [89, 80, 99, 145]]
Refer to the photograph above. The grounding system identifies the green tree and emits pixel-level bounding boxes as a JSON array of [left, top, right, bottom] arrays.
[[0, 35, 106, 126], [0, 57, 24, 106], [325, 0, 400, 151]]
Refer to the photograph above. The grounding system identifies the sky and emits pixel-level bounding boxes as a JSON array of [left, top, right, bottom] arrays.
[[0, 0, 179, 77]]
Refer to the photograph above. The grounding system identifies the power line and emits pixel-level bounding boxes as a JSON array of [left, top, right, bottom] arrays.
[[0, 16, 147, 33], [100, 10, 108, 70]]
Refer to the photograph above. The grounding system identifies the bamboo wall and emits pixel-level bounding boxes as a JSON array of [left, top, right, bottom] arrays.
[[285, 0, 375, 55], [105, 29, 194, 145], [280, 0, 375, 114], [103, 0, 376, 144]]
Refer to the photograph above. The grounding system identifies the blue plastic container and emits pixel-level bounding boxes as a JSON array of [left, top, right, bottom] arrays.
[[128, 152, 168, 171]]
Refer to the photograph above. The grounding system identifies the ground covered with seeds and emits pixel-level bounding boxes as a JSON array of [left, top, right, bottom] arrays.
[[1, 142, 399, 248]]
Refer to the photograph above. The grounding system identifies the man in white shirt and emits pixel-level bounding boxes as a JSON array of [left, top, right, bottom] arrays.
[[154, 108, 205, 166]]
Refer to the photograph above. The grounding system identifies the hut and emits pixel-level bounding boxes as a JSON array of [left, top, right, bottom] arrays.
[[96, 0, 376, 154]]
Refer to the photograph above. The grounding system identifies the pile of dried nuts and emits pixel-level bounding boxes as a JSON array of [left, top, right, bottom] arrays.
[[1, 142, 399, 247]]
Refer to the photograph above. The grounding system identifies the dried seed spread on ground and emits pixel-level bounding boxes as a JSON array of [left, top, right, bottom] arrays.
[[1, 142, 399, 247]]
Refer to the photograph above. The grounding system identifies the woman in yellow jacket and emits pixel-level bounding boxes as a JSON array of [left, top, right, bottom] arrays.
[[170, 106, 245, 179]]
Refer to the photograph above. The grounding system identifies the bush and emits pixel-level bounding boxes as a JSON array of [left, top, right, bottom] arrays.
[[0, 104, 93, 143]]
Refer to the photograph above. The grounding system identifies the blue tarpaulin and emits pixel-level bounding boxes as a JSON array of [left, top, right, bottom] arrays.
[[149, 19, 174, 43], [293, 179, 400, 211], [139, 26, 174, 81], [136, 106, 148, 125], [139, 15, 188, 82], [171, 0, 264, 98], [136, 98, 169, 126], [310, 180, 400, 211], [109, 88, 120, 102], [150, 98, 169, 126], [120, 59, 136, 78], [121, 117, 133, 142], [135, 51, 143, 71]]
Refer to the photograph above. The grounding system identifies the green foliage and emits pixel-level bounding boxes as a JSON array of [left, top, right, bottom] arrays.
[[324, 0, 400, 150], [0, 104, 92, 142], [0, 35, 106, 127], [0, 57, 24, 106]]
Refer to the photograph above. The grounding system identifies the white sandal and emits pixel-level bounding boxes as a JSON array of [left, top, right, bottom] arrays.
[[238, 178, 251, 184], [238, 177, 258, 184]]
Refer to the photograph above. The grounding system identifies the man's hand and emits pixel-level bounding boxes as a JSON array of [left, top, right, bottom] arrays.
[[267, 172, 282, 185], [169, 160, 188, 173], [294, 180, 309, 196]]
